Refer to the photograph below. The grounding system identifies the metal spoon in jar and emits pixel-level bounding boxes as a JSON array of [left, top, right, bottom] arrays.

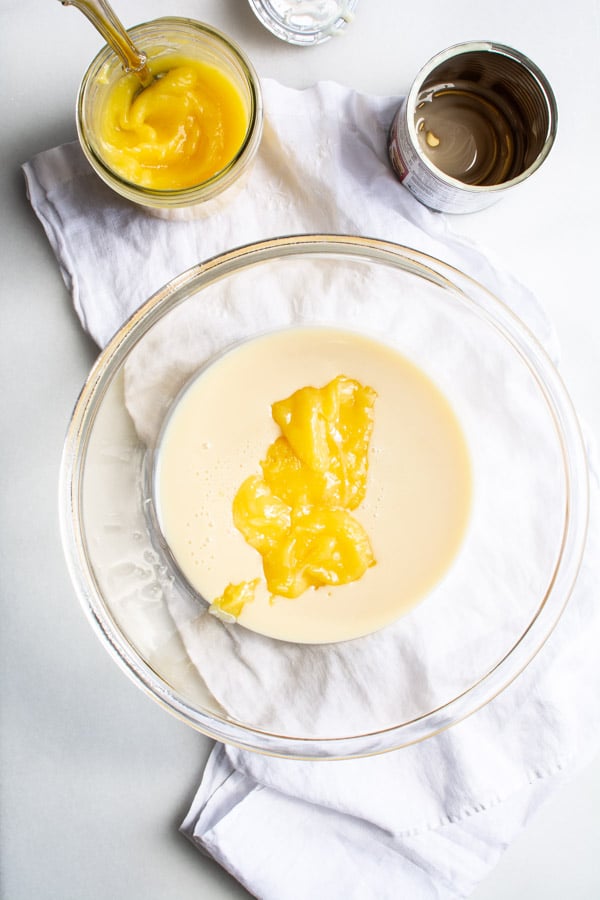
[[59, 0, 153, 88]]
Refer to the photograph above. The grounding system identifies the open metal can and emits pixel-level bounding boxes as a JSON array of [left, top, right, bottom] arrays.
[[388, 41, 558, 213]]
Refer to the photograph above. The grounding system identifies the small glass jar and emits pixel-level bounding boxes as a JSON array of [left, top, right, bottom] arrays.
[[247, 0, 358, 45], [77, 18, 263, 215]]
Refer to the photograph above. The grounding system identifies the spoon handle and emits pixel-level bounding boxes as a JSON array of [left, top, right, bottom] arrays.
[[60, 0, 152, 85]]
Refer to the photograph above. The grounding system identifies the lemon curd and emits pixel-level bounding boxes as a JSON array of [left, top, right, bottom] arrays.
[[96, 53, 249, 190], [211, 376, 377, 617], [154, 328, 472, 644]]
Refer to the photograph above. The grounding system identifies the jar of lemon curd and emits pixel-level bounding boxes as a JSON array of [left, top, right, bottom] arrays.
[[77, 18, 263, 215]]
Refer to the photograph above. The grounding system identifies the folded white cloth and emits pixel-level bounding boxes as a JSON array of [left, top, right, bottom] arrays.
[[24, 78, 600, 899]]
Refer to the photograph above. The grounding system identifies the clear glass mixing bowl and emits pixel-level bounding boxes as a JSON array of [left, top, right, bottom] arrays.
[[59, 235, 589, 759]]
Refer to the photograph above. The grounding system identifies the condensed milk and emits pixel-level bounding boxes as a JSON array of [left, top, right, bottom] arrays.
[[153, 327, 472, 644]]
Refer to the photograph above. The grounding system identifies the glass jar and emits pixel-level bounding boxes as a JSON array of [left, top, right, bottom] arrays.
[[77, 17, 263, 215]]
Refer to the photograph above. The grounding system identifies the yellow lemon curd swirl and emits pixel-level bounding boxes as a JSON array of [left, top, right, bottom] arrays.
[[210, 376, 377, 619], [97, 54, 249, 190]]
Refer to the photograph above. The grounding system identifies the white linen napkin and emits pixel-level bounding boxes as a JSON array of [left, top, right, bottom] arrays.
[[24, 78, 600, 899]]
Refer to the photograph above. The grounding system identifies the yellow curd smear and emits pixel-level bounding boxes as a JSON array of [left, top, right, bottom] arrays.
[[97, 54, 249, 190], [209, 376, 377, 621], [208, 580, 260, 622]]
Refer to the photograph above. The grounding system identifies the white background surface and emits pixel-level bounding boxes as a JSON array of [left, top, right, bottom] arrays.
[[1, 1, 599, 897]]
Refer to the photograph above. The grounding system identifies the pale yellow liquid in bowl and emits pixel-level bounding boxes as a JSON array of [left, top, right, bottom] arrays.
[[154, 328, 472, 643]]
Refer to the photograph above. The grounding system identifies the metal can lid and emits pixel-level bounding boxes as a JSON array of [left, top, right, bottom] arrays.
[[247, 0, 358, 45]]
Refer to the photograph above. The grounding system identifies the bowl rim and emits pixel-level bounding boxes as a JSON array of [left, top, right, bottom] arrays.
[[59, 234, 590, 759]]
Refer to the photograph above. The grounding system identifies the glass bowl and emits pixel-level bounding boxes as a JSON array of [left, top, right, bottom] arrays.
[[77, 18, 263, 214], [60, 235, 588, 759]]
